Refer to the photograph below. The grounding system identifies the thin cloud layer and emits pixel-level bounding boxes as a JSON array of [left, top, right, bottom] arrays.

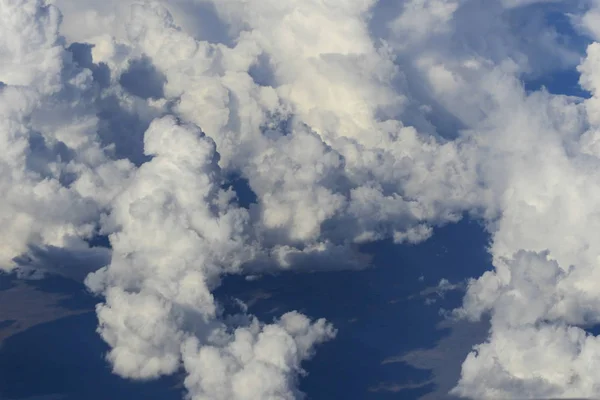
[[4, 0, 600, 398]]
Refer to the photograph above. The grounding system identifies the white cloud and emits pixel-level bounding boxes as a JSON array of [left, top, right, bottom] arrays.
[[181, 311, 335, 400], [0, 0, 136, 271], [448, 38, 600, 396], [0, 0, 62, 89], [85, 115, 335, 398], [7, 0, 600, 399], [118, 0, 487, 250], [453, 323, 600, 398]]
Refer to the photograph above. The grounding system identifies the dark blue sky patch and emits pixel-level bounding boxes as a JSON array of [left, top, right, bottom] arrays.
[[0, 272, 18, 291], [87, 234, 110, 249], [524, 68, 591, 98], [249, 53, 276, 87], [67, 43, 111, 89], [119, 56, 167, 100], [215, 218, 492, 399], [0, 320, 16, 330], [21, 275, 98, 311], [0, 313, 183, 400], [96, 95, 152, 166], [222, 173, 258, 209]]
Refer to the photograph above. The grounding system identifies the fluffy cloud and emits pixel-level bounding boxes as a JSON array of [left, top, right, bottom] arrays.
[[0, 0, 135, 271], [181, 311, 335, 400], [7, 0, 600, 399], [85, 114, 336, 397], [450, 41, 600, 397], [120, 0, 488, 250]]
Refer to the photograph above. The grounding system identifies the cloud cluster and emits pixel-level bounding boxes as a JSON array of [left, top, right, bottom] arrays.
[[1, 1, 335, 398], [84, 111, 336, 397], [0, 0, 133, 271], [7, 0, 600, 398], [451, 42, 600, 397]]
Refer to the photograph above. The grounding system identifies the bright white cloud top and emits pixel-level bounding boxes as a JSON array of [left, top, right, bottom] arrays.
[[3, 0, 600, 398]]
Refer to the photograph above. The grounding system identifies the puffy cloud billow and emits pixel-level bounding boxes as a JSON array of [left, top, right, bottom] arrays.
[[5, 0, 600, 398]]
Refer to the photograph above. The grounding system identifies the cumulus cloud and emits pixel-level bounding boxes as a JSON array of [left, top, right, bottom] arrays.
[[123, 0, 488, 250], [181, 311, 335, 400], [0, 0, 136, 271], [85, 115, 336, 398], [7, 0, 600, 398], [450, 41, 600, 397]]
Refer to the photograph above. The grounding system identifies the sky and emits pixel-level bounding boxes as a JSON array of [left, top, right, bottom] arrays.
[[3, 0, 600, 398]]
